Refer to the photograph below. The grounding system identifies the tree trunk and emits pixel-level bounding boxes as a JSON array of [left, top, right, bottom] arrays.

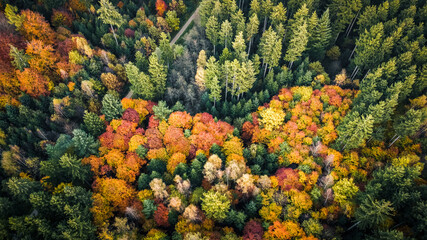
[[232, 75, 236, 98], [263, 63, 268, 78], [288, 61, 293, 69], [345, 10, 360, 38], [347, 221, 360, 231], [225, 74, 229, 101], [248, 38, 252, 55], [388, 135, 400, 147], [110, 24, 118, 46], [348, 45, 357, 61], [213, 45, 216, 56], [334, 32, 340, 44], [350, 66, 359, 80], [352, 67, 360, 80], [263, 16, 267, 32]]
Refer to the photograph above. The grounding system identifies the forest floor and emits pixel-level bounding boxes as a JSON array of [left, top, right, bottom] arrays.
[[124, 7, 200, 99]]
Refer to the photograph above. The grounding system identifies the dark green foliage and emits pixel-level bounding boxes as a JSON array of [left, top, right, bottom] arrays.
[[101, 92, 123, 122], [168, 209, 179, 226], [40, 153, 91, 186], [142, 200, 157, 218], [189, 159, 203, 187], [71, 129, 99, 158], [174, 163, 188, 179], [210, 143, 222, 156], [225, 209, 247, 231], [6, 177, 42, 203], [138, 173, 151, 190], [46, 135, 74, 160], [354, 165, 425, 238], [83, 111, 105, 137], [244, 199, 261, 218], [6, 185, 96, 240], [147, 159, 167, 174]]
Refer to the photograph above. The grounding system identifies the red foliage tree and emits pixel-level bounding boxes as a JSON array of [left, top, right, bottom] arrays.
[[241, 121, 255, 142], [243, 220, 264, 240], [275, 168, 303, 191], [154, 203, 170, 227], [145, 128, 164, 149], [122, 108, 140, 123], [0, 33, 25, 71]]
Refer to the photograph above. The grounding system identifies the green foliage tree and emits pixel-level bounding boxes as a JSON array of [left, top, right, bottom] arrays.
[[40, 153, 91, 186], [308, 9, 332, 60], [207, 76, 221, 107], [220, 20, 233, 49], [259, 27, 282, 76], [83, 111, 106, 137], [166, 10, 180, 31], [125, 62, 155, 100], [46, 134, 74, 160], [153, 101, 173, 121], [329, 0, 362, 37], [9, 45, 30, 71], [206, 16, 220, 55], [159, 33, 174, 67], [148, 52, 167, 99], [201, 190, 231, 222], [96, 0, 125, 46], [284, 21, 309, 69], [270, 2, 287, 27], [354, 196, 395, 230], [71, 129, 100, 158], [390, 109, 423, 146], [101, 92, 123, 122], [246, 14, 259, 55], [337, 112, 374, 150]]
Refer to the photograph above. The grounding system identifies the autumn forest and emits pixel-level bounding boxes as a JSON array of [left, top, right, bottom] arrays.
[[0, 0, 426, 239]]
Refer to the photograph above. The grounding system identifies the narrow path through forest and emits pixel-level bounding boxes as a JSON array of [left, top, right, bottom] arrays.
[[125, 7, 200, 99]]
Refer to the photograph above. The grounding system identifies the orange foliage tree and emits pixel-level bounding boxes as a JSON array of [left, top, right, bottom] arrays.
[[16, 68, 51, 97], [20, 10, 56, 44], [92, 177, 136, 226], [156, 0, 168, 17], [26, 40, 58, 76]]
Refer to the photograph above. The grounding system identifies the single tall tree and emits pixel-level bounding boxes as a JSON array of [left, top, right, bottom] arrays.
[[125, 62, 155, 100], [206, 16, 220, 55], [97, 0, 125, 46], [308, 9, 332, 60], [259, 27, 282, 77], [148, 52, 167, 98], [284, 21, 308, 69], [246, 14, 259, 55], [220, 20, 233, 49]]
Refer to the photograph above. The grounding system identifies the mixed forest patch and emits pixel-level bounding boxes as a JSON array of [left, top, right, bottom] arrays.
[[0, 0, 426, 239]]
